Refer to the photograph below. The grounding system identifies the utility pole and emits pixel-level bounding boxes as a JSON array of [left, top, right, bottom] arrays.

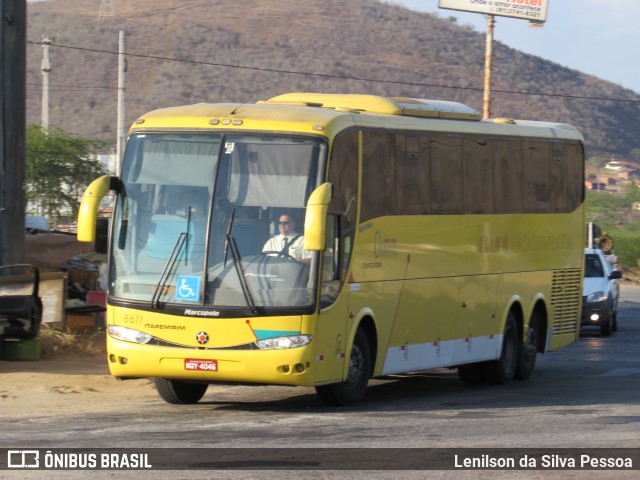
[[116, 30, 125, 176], [482, 15, 495, 120], [41, 36, 51, 130], [440, 1, 548, 118], [0, 0, 27, 266]]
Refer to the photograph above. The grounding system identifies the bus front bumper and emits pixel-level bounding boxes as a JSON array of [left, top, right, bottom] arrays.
[[106, 336, 317, 387]]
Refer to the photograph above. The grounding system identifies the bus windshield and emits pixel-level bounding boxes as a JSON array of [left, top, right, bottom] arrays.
[[110, 133, 325, 312]]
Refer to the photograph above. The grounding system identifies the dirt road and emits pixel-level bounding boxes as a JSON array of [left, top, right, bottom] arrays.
[[3, 282, 639, 420], [0, 345, 158, 418]]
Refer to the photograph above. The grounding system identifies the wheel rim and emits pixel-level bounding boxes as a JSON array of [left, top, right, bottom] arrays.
[[346, 344, 364, 385]]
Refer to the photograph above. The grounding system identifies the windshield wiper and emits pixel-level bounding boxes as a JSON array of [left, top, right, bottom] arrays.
[[150, 231, 188, 309], [150, 207, 195, 309], [224, 209, 257, 314], [223, 208, 233, 269]]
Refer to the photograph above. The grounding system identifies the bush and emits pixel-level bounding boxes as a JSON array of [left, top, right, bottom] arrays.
[[39, 324, 105, 359]]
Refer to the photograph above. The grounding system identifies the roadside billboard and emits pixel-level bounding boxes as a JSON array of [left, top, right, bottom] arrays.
[[438, 0, 549, 22]]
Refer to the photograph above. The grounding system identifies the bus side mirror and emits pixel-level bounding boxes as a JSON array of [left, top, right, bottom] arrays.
[[77, 175, 115, 242], [304, 182, 332, 251]]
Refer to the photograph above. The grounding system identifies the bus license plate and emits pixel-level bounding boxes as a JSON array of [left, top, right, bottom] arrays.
[[184, 359, 218, 372]]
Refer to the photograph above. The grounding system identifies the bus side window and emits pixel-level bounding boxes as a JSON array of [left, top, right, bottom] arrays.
[[321, 130, 358, 309], [320, 214, 341, 308], [322, 214, 339, 282]]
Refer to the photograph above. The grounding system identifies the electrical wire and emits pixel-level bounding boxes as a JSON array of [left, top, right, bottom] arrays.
[[26, 83, 117, 92], [27, 40, 640, 105]]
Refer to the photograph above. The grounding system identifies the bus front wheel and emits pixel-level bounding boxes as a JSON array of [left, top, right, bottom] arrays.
[[154, 377, 208, 404], [315, 329, 371, 406]]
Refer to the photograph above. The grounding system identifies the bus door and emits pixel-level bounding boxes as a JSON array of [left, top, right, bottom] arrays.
[[313, 131, 359, 384]]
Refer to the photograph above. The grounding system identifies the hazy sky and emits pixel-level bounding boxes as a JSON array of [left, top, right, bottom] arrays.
[[392, 0, 640, 95]]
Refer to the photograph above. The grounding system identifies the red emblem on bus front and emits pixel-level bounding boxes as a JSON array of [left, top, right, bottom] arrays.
[[196, 331, 209, 345]]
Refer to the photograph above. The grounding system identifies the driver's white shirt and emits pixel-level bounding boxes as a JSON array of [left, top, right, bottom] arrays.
[[262, 233, 311, 260]]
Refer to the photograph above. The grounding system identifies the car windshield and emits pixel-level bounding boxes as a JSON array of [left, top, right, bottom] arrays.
[[109, 133, 326, 313], [584, 254, 604, 278]]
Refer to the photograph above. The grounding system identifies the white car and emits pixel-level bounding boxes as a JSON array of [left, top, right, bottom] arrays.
[[582, 248, 622, 336]]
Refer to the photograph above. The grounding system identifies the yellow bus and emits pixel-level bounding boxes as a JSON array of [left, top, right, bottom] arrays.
[[78, 93, 584, 406]]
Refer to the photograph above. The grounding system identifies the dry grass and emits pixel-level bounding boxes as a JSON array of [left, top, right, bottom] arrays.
[[39, 324, 106, 359], [622, 268, 640, 285], [25, 0, 640, 158]]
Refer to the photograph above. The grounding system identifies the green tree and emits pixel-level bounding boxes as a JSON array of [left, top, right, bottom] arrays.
[[623, 182, 640, 205], [586, 155, 607, 169], [585, 190, 628, 225], [25, 124, 107, 219]]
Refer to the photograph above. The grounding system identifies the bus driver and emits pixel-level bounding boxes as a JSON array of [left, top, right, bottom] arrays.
[[262, 213, 311, 263]]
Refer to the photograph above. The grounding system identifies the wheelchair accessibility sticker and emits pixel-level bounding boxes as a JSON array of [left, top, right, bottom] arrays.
[[175, 275, 201, 302]]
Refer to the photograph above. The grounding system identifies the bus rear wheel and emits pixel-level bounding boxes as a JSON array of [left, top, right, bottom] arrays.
[[515, 314, 539, 380], [315, 329, 371, 406], [482, 313, 518, 385], [154, 378, 208, 404]]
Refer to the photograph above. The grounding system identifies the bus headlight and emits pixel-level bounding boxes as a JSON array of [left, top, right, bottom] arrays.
[[255, 335, 312, 350], [108, 325, 153, 345]]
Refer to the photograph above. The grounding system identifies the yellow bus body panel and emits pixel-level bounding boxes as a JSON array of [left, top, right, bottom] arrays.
[[107, 306, 319, 386], [346, 209, 583, 375], [107, 337, 317, 386], [99, 96, 585, 388]]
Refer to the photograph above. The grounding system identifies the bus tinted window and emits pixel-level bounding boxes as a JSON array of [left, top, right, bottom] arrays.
[[361, 131, 394, 220], [429, 134, 463, 214], [395, 134, 430, 215], [494, 139, 523, 214], [463, 138, 494, 214], [361, 131, 583, 221], [323, 130, 359, 307]]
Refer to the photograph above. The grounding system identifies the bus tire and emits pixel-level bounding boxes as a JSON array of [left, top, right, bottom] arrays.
[[515, 313, 539, 380], [482, 313, 518, 385], [154, 377, 208, 404], [315, 329, 371, 406]]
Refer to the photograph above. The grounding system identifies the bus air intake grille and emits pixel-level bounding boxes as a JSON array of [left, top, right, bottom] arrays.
[[550, 269, 582, 334]]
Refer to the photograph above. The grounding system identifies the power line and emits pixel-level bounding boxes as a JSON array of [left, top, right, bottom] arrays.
[[82, 131, 115, 138], [26, 39, 640, 105], [27, 83, 117, 92]]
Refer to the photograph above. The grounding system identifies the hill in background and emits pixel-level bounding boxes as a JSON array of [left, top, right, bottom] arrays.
[[25, 0, 640, 159]]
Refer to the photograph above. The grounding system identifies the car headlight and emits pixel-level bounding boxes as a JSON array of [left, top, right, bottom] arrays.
[[255, 335, 312, 350], [108, 325, 153, 344], [586, 291, 608, 303]]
